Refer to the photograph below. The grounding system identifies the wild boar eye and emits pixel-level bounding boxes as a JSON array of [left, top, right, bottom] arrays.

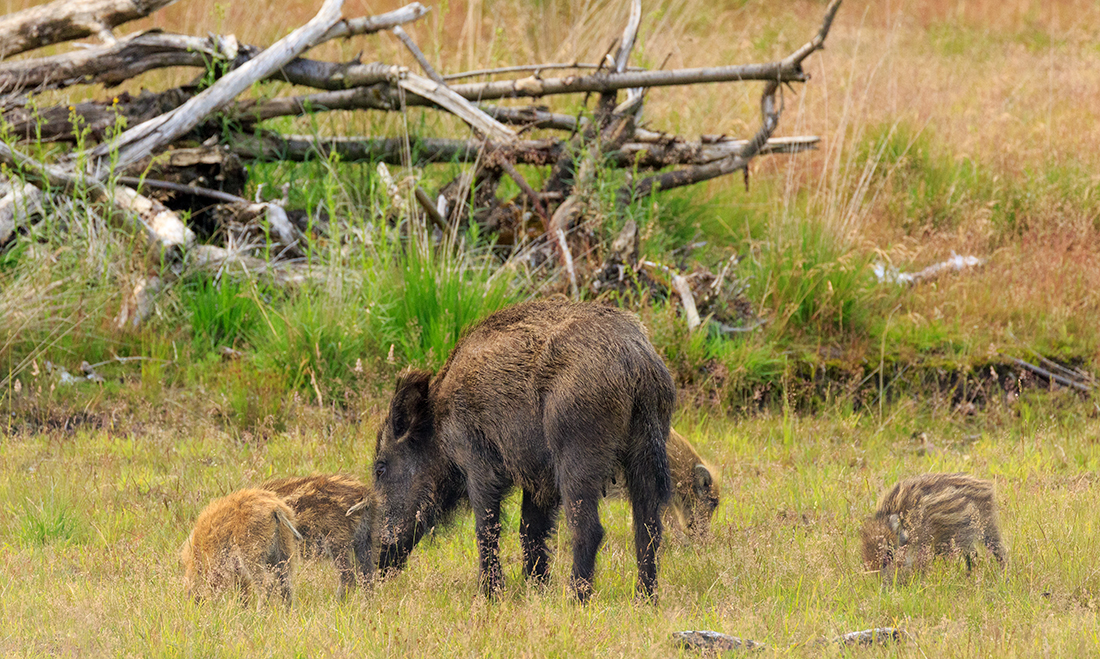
[[375, 462, 387, 478]]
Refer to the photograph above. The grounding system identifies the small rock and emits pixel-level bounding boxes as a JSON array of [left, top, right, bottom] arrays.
[[671, 630, 766, 652]]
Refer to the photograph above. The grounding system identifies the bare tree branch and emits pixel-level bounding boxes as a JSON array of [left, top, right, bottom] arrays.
[[391, 25, 443, 83]]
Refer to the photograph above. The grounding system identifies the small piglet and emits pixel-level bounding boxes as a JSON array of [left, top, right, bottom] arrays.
[[180, 488, 302, 605], [861, 472, 1006, 585]]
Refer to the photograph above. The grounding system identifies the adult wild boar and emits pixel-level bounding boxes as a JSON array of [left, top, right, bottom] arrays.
[[261, 474, 379, 599], [861, 472, 1006, 585], [373, 299, 675, 601], [180, 488, 302, 605]]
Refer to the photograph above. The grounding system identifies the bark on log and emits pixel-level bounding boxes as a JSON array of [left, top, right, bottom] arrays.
[[89, 0, 348, 173], [228, 131, 816, 167], [0, 0, 179, 58]]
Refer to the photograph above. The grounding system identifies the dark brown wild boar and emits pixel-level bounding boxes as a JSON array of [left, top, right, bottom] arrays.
[[606, 428, 719, 540], [180, 488, 302, 605], [261, 474, 379, 599], [860, 472, 1006, 585], [373, 299, 675, 601]]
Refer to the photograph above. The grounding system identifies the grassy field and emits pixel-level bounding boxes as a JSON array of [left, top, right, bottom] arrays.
[[2, 0, 1100, 655], [2, 395, 1100, 656]]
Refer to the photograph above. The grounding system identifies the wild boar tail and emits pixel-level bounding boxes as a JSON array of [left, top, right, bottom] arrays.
[[626, 372, 674, 506]]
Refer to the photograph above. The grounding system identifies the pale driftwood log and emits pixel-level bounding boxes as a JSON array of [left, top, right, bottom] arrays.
[[670, 274, 702, 331], [0, 181, 45, 245], [0, 141, 191, 250], [228, 132, 817, 167], [89, 0, 348, 173], [0, 0, 179, 58], [0, 3, 429, 99], [598, 0, 642, 116], [554, 228, 578, 298]]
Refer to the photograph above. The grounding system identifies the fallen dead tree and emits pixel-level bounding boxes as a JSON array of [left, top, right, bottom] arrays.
[[0, 0, 841, 329]]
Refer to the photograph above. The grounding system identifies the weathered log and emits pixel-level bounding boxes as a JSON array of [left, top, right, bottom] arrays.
[[0, 181, 45, 245], [0, 141, 192, 251], [619, 79, 781, 203], [88, 0, 348, 173], [228, 132, 816, 167], [442, 62, 644, 81], [0, 0, 179, 58], [397, 74, 516, 141], [0, 3, 429, 99], [3, 88, 193, 144]]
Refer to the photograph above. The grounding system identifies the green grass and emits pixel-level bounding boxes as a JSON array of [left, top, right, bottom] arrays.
[[2, 395, 1099, 655]]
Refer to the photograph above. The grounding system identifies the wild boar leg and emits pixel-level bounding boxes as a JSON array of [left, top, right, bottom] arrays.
[[983, 521, 1007, 567], [626, 476, 663, 600], [469, 488, 506, 597], [519, 489, 560, 583], [561, 484, 605, 602], [333, 549, 355, 600]]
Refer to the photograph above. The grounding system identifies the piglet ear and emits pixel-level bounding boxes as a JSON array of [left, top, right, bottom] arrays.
[[692, 464, 712, 495], [390, 370, 432, 440], [887, 513, 901, 533]]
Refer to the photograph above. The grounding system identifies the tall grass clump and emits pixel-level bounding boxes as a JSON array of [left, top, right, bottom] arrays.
[[742, 216, 877, 341], [12, 490, 86, 547], [385, 228, 520, 369], [179, 274, 267, 354], [246, 278, 381, 406]]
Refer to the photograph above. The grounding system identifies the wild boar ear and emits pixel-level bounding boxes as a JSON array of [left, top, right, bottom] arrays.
[[390, 369, 432, 439], [693, 464, 712, 494], [887, 513, 901, 534]]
